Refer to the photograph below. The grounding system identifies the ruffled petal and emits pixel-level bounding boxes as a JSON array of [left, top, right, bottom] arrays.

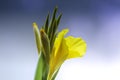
[[65, 36, 86, 59]]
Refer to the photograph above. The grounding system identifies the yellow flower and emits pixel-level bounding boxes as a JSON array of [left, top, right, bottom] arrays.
[[33, 7, 87, 80], [48, 29, 87, 79]]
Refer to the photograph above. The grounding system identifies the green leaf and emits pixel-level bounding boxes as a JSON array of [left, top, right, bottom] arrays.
[[45, 13, 50, 34], [51, 7, 58, 26], [48, 7, 58, 39], [50, 19, 57, 50], [57, 13, 62, 27]]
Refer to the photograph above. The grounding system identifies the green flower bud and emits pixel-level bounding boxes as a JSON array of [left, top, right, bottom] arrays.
[[33, 22, 41, 54], [40, 29, 50, 63]]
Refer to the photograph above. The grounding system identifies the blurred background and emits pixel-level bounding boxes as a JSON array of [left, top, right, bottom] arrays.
[[0, 0, 120, 80]]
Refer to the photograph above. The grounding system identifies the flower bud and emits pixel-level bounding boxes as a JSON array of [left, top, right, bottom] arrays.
[[33, 22, 41, 54], [40, 29, 50, 63]]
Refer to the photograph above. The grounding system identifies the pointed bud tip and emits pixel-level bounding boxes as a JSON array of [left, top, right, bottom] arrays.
[[55, 6, 58, 9], [40, 29, 45, 35], [54, 6, 58, 12], [32, 22, 37, 28]]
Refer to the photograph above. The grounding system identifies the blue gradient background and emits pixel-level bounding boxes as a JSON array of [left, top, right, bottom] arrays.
[[0, 0, 120, 80]]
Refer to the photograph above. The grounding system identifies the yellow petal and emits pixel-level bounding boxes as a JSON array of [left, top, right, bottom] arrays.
[[54, 29, 69, 56], [48, 29, 69, 79], [65, 36, 87, 59]]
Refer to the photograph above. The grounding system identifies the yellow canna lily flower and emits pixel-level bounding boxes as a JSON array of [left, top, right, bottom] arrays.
[[33, 7, 87, 80], [48, 29, 87, 79]]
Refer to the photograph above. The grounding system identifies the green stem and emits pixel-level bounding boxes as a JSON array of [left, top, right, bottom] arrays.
[[34, 53, 44, 80]]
